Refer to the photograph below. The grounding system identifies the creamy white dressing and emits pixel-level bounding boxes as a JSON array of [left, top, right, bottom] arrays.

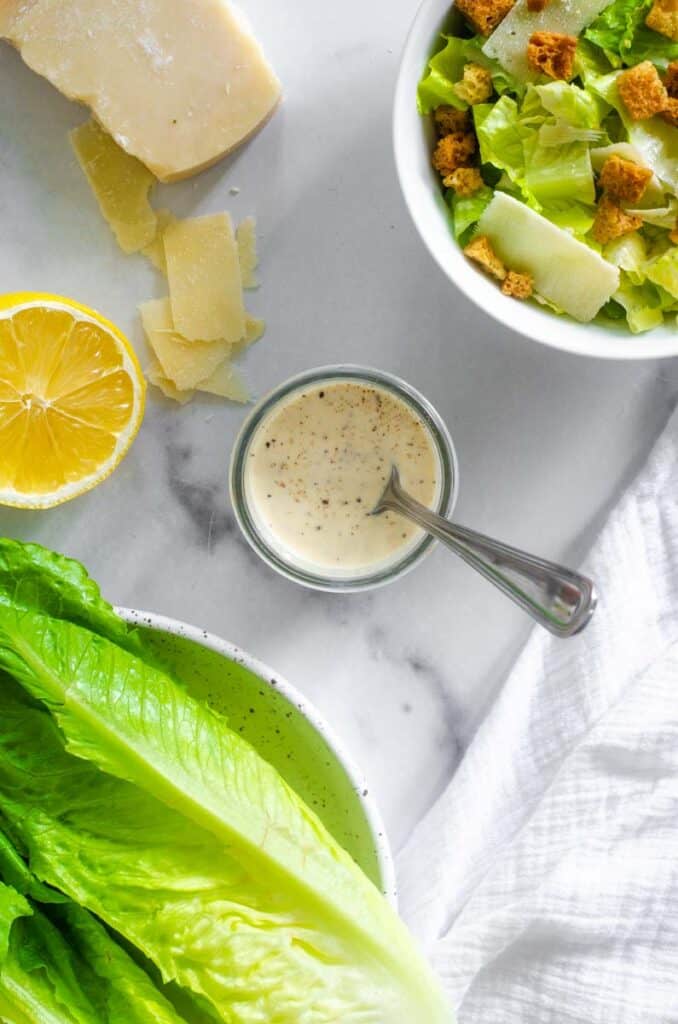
[[244, 380, 440, 575]]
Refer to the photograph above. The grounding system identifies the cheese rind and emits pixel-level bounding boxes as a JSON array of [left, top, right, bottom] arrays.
[[164, 213, 245, 343], [139, 298, 230, 392], [1, 0, 281, 181], [70, 119, 157, 253]]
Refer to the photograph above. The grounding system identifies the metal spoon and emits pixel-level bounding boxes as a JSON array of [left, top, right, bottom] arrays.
[[371, 466, 597, 638]]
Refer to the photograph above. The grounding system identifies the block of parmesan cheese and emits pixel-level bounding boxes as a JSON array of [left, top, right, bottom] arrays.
[[0, 0, 281, 181]]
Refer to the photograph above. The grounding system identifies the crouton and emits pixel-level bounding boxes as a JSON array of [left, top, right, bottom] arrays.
[[454, 63, 494, 105], [599, 156, 652, 204], [464, 235, 507, 280], [592, 196, 643, 245], [527, 0, 549, 9], [618, 61, 669, 120], [527, 32, 577, 81], [646, 0, 678, 42], [434, 106, 472, 137], [670, 220, 678, 244], [443, 167, 485, 196], [661, 96, 678, 126], [432, 132, 477, 176], [502, 271, 533, 299], [455, 0, 515, 37], [665, 60, 678, 97]]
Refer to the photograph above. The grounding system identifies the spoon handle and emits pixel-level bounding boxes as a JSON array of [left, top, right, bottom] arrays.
[[378, 471, 597, 638]]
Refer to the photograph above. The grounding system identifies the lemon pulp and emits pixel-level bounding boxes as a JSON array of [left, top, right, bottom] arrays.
[[0, 295, 145, 508]]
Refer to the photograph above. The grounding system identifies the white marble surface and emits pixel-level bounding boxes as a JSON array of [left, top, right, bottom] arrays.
[[1, 0, 677, 854]]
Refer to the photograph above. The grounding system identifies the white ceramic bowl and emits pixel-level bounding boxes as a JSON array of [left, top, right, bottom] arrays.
[[117, 607, 396, 905], [393, 0, 678, 360]]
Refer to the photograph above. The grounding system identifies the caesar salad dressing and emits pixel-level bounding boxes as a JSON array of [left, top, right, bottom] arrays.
[[244, 380, 440, 573]]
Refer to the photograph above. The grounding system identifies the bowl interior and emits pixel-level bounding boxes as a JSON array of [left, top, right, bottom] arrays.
[[119, 609, 390, 896], [393, 0, 678, 360]]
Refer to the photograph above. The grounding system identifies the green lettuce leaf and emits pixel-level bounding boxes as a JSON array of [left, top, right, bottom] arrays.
[[604, 232, 650, 284], [0, 876, 185, 1024], [585, 0, 678, 68], [587, 71, 678, 192], [523, 136, 596, 204], [450, 185, 494, 241], [417, 33, 520, 114], [536, 81, 607, 128], [0, 828, 66, 906], [0, 541, 452, 1024], [475, 87, 598, 206], [614, 275, 675, 332], [475, 94, 530, 186], [535, 200, 597, 236], [418, 35, 468, 113], [647, 246, 678, 299]]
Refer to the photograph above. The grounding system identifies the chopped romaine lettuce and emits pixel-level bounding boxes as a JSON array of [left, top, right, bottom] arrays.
[[475, 95, 530, 187], [613, 277, 672, 333], [535, 200, 597, 236], [418, 34, 521, 114], [417, 35, 469, 113], [450, 185, 494, 242], [588, 71, 678, 192], [536, 81, 607, 128], [604, 232, 650, 284], [585, 0, 678, 68], [646, 247, 678, 300], [523, 137, 596, 204]]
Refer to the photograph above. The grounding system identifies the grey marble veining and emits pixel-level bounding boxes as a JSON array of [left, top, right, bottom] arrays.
[[1, 0, 678, 854]]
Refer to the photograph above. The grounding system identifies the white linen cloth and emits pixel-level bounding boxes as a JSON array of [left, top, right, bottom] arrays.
[[398, 403, 678, 1024]]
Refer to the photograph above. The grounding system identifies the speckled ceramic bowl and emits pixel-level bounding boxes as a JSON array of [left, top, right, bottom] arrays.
[[117, 607, 396, 904]]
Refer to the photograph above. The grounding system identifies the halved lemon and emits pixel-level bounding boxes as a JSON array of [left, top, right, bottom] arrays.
[[0, 293, 145, 509]]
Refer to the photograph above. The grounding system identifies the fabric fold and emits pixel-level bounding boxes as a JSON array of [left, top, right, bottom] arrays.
[[399, 403, 678, 1023]]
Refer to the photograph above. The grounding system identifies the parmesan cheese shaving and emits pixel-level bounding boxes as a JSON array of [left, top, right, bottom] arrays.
[[197, 361, 250, 403], [164, 213, 245, 343], [70, 119, 157, 253], [142, 209, 177, 274], [139, 298, 231, 392], [146, 358, 195, 404], [236, 216, 259, 289]]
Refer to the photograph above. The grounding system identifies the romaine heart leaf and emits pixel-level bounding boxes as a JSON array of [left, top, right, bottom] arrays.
[[0, 882, 31, 967], [0, 539, 141, 658], [0, 876, 185, 1024], [0, 823, 67, 906], [0, 543, 453, 1024]]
